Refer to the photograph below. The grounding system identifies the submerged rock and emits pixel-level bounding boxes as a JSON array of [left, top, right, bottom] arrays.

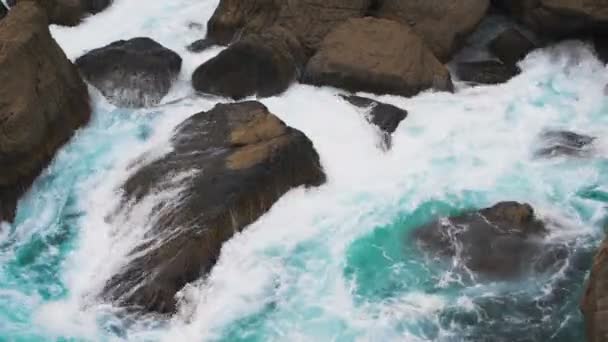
[[76, 37, 182, 108], [0, 2, 91, 222], [535, 130, 595, 158], [489, 28, 537, 66], [413, 202, 567, 279], [186, 38, 215, 53], [303, 17, 453, 97], [454, 60, 520, 84], [192, 26, 305, 99], [374, 0, 490, 62], [102, 101, 326, 313]]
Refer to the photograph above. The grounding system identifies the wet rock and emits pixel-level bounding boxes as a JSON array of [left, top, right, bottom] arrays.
[[593, 35, 608, 64], [413, 202, 567, 279], [303, 17, 453, 97], [101, 101, 326, 314], [192, 26, 305, 99], [535, 130, 595, 158], [186, 38, 215, 53], [0, 2, 91, 222], [581, 232, 608, 342], [81, 0, 111, 14], [374, 0, 490, 62], [454, 60, 520, 84], [0, 2, 7, 20], [489, 28, 537, 66], [8, 0, 112, 23], [76, 37, 182, 108], [340, 95, 407, 135]]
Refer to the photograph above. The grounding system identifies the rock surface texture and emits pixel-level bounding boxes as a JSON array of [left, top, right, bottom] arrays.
[[0, 2, 91, 222], [101, 101, 326, 313]]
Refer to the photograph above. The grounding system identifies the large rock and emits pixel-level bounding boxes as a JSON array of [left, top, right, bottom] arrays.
[[101, 101, 326, 313], [413, 202, 568, 279], [0, 2, 8, 20], [76, 37, 182, 108], [302, 17, 453, 97], [374, 0, 490, 61], [454, 60, 520, 84], [489, 28, 537, 66], [493, 0, 608, 36], [582, 234, 608, 342], [192, 26, 305, 99], [8, 0, 112, 25], [0, 2, 91, 222]]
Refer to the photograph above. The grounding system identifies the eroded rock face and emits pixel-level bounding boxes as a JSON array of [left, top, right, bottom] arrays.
[[76, 37, 182, 108], [303, 17, 453, 97], [413, 202, 567, 279], [581, 235, 608, 342], [192, 26, 305, 99], [375, 0, 490, 61], [0, 2, 91, 222], [101, 101, 326, 313]]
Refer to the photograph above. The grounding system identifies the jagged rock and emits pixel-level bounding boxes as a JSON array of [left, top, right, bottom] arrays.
[[374, 0, 490, 61], [101, 101, 326, 313], [413, 202, 567, 279], [0, 2, 91, 222], [535, 130, 595, 158], [454, 60, 520, 84], [186, 38, 215, 53], [303, 17, 453, 97], [581, 233, 608, 342], [76, 37, 182, 108], [192, 26, 305, 99], [489, 28, 537, 66]]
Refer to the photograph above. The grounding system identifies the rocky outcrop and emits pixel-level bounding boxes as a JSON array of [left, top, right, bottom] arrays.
[[192, 26, 305, 99], [101, 101, 326, 313], [303, 17, 453, 97], [8, 0, 113, 26], [493, 0, 608, 36], [374, 0, 490, 61], [413, 202, 567, 279], [76, 37, 182, 108], [454, 60, 520, 84], [535, 130, 595, 158], [0, 2, 91, 222], [489, 28, 537, 66], [582, 235, 608, 342]]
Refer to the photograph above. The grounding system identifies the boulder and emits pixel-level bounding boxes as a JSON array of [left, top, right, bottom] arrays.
[[8, 0, 112, 24], [0, 2, 91, 223], [374, 0, 490, 62], [76, 37, 182, 108], [489, 28, 537, 66], [101, 101, 325, 313], [302, 17, 453, 97], [454, 60, 520, 84], [192, 26, 305, 99], [186, 38, 215, 53], [581, 234, 608, 342], [413, 202, 567, 279], [81, 0, 111, 14], [493, 0, 608, 36], [535, 130, 595, 158]]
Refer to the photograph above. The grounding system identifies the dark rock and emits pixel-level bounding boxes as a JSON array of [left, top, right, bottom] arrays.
[[0, 2, 91, 223], [535, 130, 595, 158], [76, 37, 182, 108], [454, 60, 520, 84], [101, 101, 326, 314], [186, 38, 215, 53], [192, 26, 305, 99], [374, 0, 490, 62], [0, 2, 7, 20], [303, 17, 453, 97], [9, 0, 84, 26], [81, 0, 111, 14], [489, 28, 537, 66], [413, 202, 566, 279], [581, 231, 608, 342], [593, 35, 608, 64], [340, 94, 407, 134]]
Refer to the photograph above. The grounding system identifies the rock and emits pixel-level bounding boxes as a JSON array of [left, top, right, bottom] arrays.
[[302, 17, 453, 97], [374, 0, 490, 61], [340, 95, 407, 134], [493, 0, 608, 36], [8, 0, 112, 23], [0, 2, 91, 223], [593, 35, 608, 64], [413, 202, 566, 279], [454, 60, 520, 84], [186, 38, 215, 53], [101, 101, 326, 313], [489, 28, 537, 66], [581, 234, 608, 342], [192, 26, 305, 99], [81, 0, 111, 14], [76, 37, 182, 108], [535, 130, 595, 158], [0, 2, 8, 20]]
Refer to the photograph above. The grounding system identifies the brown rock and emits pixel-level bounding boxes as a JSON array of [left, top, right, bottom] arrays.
[[10, 0, 84, 26], [101, 101, 325, 314], [302, 17, 453, 97], [0, 2, 91, 222], [582, 235, 608, 342], [375, 0, 490, 61]]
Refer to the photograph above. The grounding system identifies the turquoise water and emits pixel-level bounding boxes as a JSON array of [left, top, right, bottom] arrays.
[[0, 0, 607, 340]]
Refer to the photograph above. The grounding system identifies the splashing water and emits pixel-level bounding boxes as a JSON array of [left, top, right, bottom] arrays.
[[1, 0, 607, 341]]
